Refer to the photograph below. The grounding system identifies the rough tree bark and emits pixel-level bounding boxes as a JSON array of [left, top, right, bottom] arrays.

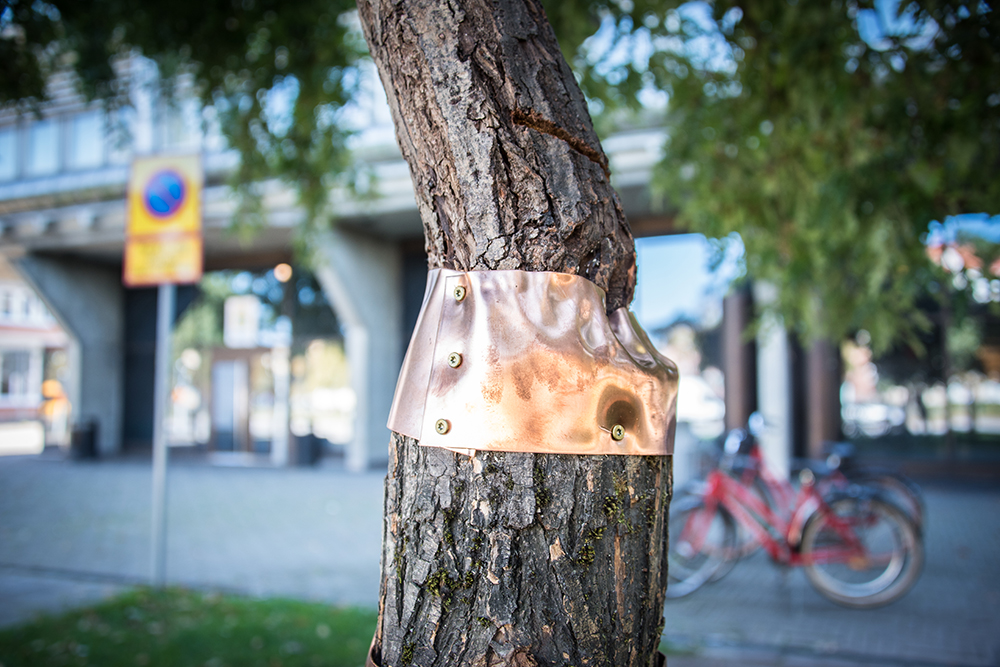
[[356, 0, 672, 665]]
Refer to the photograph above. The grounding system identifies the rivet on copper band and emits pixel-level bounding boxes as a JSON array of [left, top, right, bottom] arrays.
[[447, 352, 462, 368], [435, 419, 451, 435], [454, 285, 467, 301], [611, 424, 626, 441]]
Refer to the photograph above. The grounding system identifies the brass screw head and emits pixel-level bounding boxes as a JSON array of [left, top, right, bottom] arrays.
[[611, 424, 626, 441], [447, 352, 463, 368], [454, 285, 467, 301], [435, 419, 451, 435]]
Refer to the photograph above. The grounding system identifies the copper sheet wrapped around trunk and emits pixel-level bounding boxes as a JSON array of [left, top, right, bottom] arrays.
[[387, 269, 678, 456]]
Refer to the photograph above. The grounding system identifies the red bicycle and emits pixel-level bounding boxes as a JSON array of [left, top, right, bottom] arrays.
[[730, 429, 924, 540], [667, 436, 924, 608]]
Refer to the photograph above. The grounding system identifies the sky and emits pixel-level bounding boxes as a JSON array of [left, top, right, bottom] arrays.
[[925, 213, 1000, 246], [634, 213, 999, 334], [632, 233, 744, 332]]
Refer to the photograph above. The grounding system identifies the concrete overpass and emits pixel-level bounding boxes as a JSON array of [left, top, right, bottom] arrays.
[[0, 81, 678, 470]]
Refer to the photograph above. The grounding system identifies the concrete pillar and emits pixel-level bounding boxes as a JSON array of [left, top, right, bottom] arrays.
[[806, 339, 842, 459], [753, 282, 791, 480], [722, 286, 756, 430], [313, 227, 402, 472], [14, 255, 124, 456], [270, 344, 291, 467]]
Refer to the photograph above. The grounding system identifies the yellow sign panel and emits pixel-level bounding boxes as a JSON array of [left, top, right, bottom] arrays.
[[124, 235, 204, 287], [127, 155, 202, 236], [124, 154, 203, 287]]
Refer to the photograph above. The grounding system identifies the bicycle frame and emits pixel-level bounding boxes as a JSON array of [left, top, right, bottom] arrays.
[[737, 445, 797, 516], [689, 468, 869, 568]]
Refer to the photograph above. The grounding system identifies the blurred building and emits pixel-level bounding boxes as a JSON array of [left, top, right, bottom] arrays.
[[0, 64, 677, 469], [0, 256, 68, 426]]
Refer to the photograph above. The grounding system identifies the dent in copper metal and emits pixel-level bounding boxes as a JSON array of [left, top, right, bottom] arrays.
[[387, 269, 679, 456]]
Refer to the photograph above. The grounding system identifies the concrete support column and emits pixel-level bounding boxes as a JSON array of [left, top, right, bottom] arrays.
[[313, 228, 401, 472], [806, 339, 842, 459], [722, 286, 756, 431], [14, 255, 124, 456], [753, 282, 791, 480], [270, 344, 291, 467]]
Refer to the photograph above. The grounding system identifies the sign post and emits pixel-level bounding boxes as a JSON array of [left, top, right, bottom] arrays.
[[150, 282, 174, 587], [125, 155, 203, 587]]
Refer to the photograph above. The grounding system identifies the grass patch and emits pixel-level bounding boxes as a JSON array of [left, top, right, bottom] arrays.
[[659, 640, 697, 656], [0, 588, 376, 667]]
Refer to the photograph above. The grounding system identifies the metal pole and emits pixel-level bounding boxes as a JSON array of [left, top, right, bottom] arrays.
[[151, 283, 175, 586]]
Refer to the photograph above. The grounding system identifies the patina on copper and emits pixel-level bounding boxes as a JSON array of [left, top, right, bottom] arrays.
[[387, 269, 678, 456]]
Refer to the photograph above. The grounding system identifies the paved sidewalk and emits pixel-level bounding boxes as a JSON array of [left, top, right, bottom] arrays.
[[0, 455, 384, 628], [663, 481, 1000, 667], [1, 456, 998, 666]]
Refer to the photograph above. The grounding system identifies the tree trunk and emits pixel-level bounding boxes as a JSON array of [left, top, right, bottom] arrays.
[[356, 0, 671, 665]]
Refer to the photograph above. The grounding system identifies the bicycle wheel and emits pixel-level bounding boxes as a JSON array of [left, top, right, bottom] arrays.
[[847, 470, 925, 532], [666, 496, 736, 599], [801, 497, 923, 609]]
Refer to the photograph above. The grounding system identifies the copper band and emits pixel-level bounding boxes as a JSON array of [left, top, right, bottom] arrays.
[[387, 269, 678, 456]]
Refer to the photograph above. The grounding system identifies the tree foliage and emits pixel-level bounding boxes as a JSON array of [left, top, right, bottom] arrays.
[[543, 0, 999, 351], [639, 0, 1000, 351], [1, 0, 365, 245], [2, 0, 997, 349]]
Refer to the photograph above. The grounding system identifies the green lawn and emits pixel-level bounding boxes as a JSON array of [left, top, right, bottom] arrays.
[[0, 588, 377, 667]]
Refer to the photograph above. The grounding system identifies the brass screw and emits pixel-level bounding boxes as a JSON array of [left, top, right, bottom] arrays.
[[447, 352, 463, 368], [611, 424, 626, 441], [454, 285, 467, 301], [435, 419, 451, 435]]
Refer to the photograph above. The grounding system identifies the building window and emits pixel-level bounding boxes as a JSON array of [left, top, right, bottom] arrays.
[[26, 294, 44, 324], [26, 119, 60, 176], [69, 111, 105, 170], [0, 126, 16, 181], [1, 350, 31, 398], [106, 108, 134, 165]]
